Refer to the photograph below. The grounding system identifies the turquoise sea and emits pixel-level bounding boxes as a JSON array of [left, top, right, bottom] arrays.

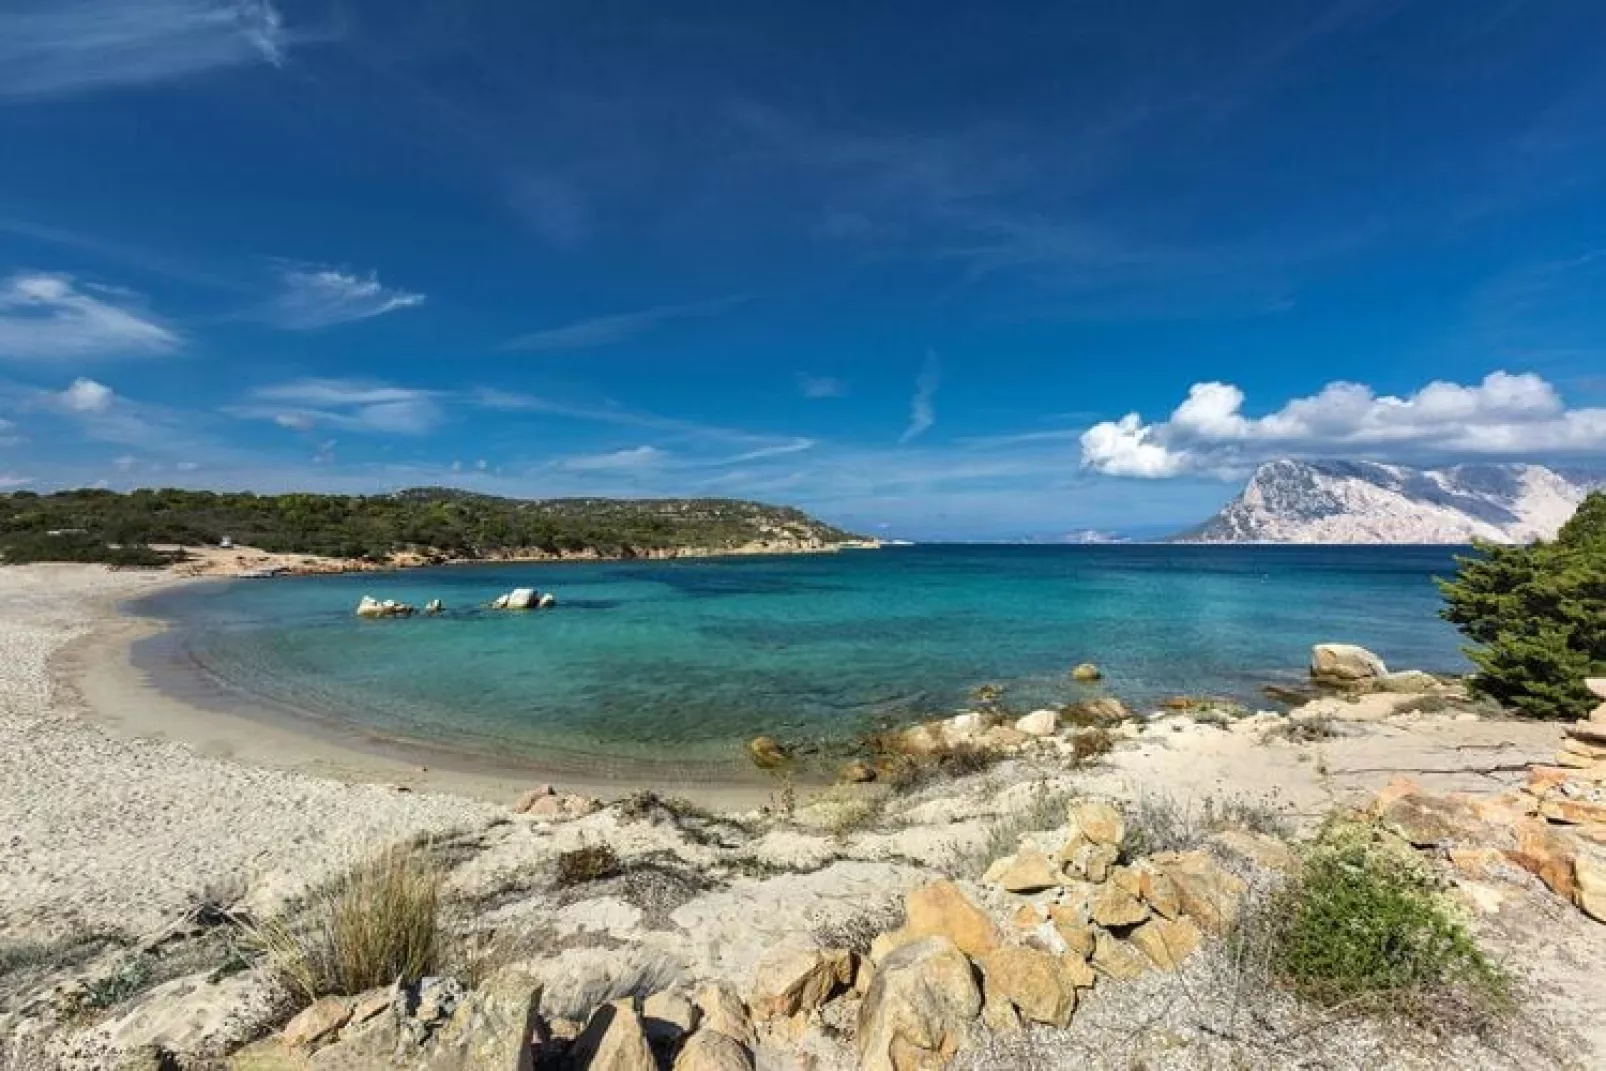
[[130, 545, 1472, 775]]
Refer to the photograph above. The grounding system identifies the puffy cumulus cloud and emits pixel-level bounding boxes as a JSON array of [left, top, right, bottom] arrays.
[[231, 378, 443, 435], [266, 265, 424, 330], [60, 377, 116, 413], [1080, 372, 1606, 478], [0, 273, 180, 361]]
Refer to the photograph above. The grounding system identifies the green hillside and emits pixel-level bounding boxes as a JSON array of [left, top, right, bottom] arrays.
[[0, 487, 862, 566]]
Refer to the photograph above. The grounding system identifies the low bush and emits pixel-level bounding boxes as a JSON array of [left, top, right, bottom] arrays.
[[555, 843, 621, 888], [1265, 819, 1509, 1023], [250, 843, 441, 1002], [1067, 727, 1115, 765], [811, 899, 906, 956]]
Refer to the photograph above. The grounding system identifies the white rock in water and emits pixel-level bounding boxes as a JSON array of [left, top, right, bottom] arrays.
[[355, 596, 413, 618], [491, 594, 510, 609], [538, 592, 557, 609], [505, 587, 537, 610]]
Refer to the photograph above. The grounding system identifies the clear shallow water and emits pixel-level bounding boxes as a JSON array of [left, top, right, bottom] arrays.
[[131, 545, 1471, 771]]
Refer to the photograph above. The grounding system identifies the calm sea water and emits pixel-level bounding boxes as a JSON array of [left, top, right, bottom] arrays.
[[130, 545, 1471, 770]]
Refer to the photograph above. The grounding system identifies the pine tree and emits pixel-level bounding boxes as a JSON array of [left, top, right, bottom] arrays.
[[1439, 491, 1606, 720]]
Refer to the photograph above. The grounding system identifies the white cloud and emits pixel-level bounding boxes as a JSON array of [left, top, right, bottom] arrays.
[[0, 1, 288, 100], [559, 445, 667, 472], [60, 377, 116, 413], [1080, 371, 1606, 478], [266, 266, 425, 330], [900, 353, 941, 443], [233, 378, 443, 435], [798, 374, 846, 399], [0, 273, 180, 361]]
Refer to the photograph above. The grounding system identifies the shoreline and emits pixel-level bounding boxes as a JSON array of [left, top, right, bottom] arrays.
[[168, 537, 885, 579], [60, 571, 780, 809]]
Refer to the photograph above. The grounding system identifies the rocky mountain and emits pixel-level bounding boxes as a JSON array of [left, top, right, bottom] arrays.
[[1175, 459, 1602, 544]]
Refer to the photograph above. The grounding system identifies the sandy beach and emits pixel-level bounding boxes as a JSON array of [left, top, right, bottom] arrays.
[[4, 560, 1604, 1069]]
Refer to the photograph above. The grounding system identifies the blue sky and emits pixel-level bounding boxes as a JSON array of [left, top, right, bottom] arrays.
[[1, 1, 1604, 539]]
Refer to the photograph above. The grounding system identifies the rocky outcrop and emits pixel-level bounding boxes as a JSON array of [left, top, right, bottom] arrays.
[[857, 937, 982, 1071], [490, 588, 556, 611], [1175, 458, 1598, 544], [571, 999, 657, 1071], [355, 596, 415, 618], [512, 785, 601, 822], [748, 941, 854, 1021], [1370, 685, 1606, 927], [899, 881, 1002, 958], [1309, 643, 1386, 684]]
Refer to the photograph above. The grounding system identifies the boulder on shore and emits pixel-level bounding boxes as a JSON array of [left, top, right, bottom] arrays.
[[1309, 643, 1387, 684]]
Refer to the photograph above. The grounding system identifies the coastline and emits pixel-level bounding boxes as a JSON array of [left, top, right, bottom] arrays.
[[167, 537, 884, 579], [63, 572, 780, 809]]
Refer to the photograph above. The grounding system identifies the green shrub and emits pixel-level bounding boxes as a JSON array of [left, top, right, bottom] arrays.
[[1438, 492, 1606, 720], [1268, 820, 1508, 1018]]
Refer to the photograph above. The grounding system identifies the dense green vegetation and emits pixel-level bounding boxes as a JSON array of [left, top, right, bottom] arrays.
[[1439, 491, 1606, 720], [0, 487, 859, 566]]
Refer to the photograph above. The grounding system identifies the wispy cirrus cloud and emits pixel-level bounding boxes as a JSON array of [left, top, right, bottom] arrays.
[[231, 378, 444, 435], [558, 445, 668, 472], [0, 272, 181, 361], [797, 374, 846, 399], [0, 0, 291, 100], [264, 264, 426, 330], [502, 295, 746, 352], [899, 353, 941, 443], [1079, 371, 1606, 478]]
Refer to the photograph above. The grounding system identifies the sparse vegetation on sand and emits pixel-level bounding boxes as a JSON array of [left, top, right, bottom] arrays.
[[248, 843, 443, 1002], [1122, 790, 1293, 857]]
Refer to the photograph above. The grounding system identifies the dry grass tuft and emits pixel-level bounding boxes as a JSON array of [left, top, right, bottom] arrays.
[[248, 843, 441, 1002]]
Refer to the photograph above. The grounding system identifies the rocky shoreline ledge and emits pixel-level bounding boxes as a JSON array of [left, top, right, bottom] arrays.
[[169, 539, 883, 580], [2, 568, 1603, 1070]]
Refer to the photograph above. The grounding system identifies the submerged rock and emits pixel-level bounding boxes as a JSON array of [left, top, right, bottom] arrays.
[[746, 736, 790, 770], [1070, 663, 1102, 682]]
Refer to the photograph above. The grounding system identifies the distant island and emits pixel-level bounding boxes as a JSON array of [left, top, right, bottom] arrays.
[[1174, 459, 1603, 545], [0, 487, 872, 568]]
